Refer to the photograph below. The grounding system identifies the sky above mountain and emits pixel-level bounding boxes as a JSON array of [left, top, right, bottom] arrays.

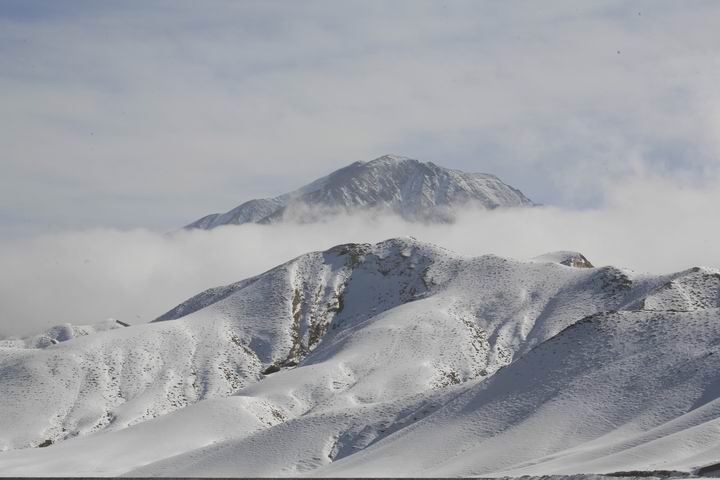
[[3, 2, 720, 337], [2, 0, 720, 234]]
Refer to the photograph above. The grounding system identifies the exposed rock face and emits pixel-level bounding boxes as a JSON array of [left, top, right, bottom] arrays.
[[184, 155, 534, 229]]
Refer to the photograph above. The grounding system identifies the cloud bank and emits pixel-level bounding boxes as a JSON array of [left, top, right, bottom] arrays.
[[2, 176, 718, 337], [2, 1, 720, 231], [2, 3, 718, 339]]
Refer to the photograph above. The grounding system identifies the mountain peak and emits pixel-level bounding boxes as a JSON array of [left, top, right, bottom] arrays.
[[184, 155, 534, 229], [366, 154, 415, 164], [532, 251, 594, 268], [364, 155, 442, 171]]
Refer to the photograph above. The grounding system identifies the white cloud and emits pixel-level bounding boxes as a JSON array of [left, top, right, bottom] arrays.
[[2, 1, 720, 336], [2, 175, 719, 337], [1, 1, 720, 230]]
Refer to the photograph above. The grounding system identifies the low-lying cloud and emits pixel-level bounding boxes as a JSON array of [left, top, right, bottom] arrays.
[[1, 176, 719, 337]]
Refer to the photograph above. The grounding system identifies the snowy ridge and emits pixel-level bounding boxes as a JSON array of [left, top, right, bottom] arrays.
[[0, 319, 128, 350], [185, 155, 534, 229], [0, 238, 719, 476]]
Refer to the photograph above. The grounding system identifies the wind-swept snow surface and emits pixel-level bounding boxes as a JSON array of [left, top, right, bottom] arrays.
[[185, 155, 534, 228], [0, 238, 718, 477]]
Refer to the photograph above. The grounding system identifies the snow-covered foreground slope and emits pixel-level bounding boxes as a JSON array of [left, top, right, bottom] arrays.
[[185, 154, 534, 229], [0, 238, 718, 477], [309, 308, 720, 477]]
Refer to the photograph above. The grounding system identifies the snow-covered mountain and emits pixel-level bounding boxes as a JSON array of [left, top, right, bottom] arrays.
[[1, 238, 719, 476], [185, 155, 534, 229]]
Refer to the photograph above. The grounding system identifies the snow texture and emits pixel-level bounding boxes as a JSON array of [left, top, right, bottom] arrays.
[[0, 238, 718, 477]]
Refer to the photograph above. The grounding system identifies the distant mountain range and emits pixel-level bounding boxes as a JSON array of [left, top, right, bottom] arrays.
[[2, 238, 719, 476], [185, 154, 534, 229]]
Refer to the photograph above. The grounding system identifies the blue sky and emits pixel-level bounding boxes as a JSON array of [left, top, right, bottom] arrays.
[[2, 0, 720, 234]]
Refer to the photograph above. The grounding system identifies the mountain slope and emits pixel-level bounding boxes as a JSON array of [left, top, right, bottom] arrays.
[[185, 155, 534, 229], [308, 308, 720, 477], [0, 238, 718, 477], [112, 308, 720, 478]]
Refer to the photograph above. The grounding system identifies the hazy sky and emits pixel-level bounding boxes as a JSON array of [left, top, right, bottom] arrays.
[[2, 0, 720, 235], [2, 1, 720, 336]]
